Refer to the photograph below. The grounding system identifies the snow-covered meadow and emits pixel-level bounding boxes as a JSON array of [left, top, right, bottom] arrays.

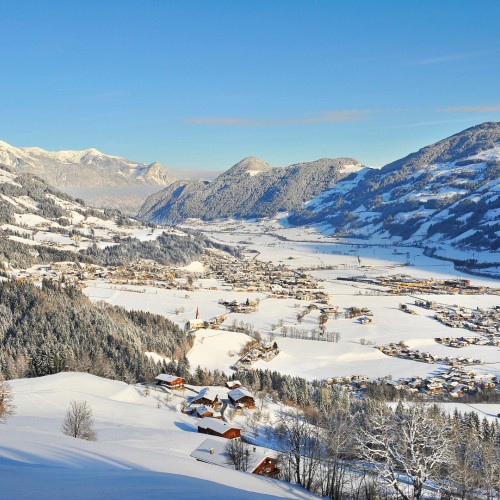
[[0, 373, 313, 499]]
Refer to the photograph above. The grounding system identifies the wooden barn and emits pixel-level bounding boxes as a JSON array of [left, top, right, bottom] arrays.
[[228, 387, 255, 409], [154, 374, 184, 390], [197, 419, 241, 439], [191, 437, 279, 478]]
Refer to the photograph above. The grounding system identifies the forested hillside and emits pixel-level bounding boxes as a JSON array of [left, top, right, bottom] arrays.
[[83, 230, 241, 267], [0, 163, 240, 269], [0, 280, 192, 382], [139, 157, 363, 222], [289, 122, 500, 254]]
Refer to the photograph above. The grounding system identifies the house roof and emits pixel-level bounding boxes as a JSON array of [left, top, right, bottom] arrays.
[[198, 418, 240, 434], [196, 405, 221, 418], [197, 405, 215, 416], [190, 437, 276, 473], [155, 374, 183, 383], [192, 387, 219, 403], [228, 387, 254, 401]]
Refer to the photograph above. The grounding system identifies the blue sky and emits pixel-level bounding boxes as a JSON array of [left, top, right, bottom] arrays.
[[1, 0, 500, 172]]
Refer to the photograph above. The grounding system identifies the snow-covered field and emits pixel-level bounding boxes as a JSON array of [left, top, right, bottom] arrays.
[[0, 373, 313, 499]]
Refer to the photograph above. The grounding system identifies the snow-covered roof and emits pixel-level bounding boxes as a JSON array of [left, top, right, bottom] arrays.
[[155, 374, 183, 383], [196, 405, 221, 418], [228, 387, 254, 401], [192, 387, 219, 402], [197, 419, 240, 434], [190, 437, 276, 473]]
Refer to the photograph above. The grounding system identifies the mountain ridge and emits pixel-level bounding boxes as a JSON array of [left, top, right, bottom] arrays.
[[288, 122, 500, 260], [0, 140, 177, 213], [138, 156, 364, 222]]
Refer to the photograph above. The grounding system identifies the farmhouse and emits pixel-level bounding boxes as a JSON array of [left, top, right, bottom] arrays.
[[226, 380, 242, 389], [228, 387, 255, 409], [191, 437, 279, 477], [190, 387, 221, 407], [197, 419, 241, 439], [196, 405, 222, 419], [154, 374, 184, 390]]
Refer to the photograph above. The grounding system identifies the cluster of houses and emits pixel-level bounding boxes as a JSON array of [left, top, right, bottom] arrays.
[[13, 259, 193, 291], [203, 253, 324, 299], [322, 369, 500, 400], [185, 314, 226, 333], [13, 262, 97, 287], [238, 342, 280, 367], [162, 379, 257, 419], [432, 305, 500, 337], [154, 372, 279, 478], [324, 375, 369, 393], [435, 335, 500, 348], [155, 375, 256, 428], [388, 368, 500, 398], [339, 274, 499, 296], [219, 298, 259, 314], [345, 306, 374, 319], [298, 304, 373, 322], [376, 343, 483, 367]]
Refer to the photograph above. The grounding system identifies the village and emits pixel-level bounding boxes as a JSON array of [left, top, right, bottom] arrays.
[[430, 303, 500, 337], [386, 367, 500, 399], [315, 367, 500, 401], [338, 274, 500, 296], [375, 342, 483, 368], [9, 225, 500, 413], [11, 247, 329, 304]]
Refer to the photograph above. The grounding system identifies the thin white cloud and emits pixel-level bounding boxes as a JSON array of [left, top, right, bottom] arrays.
[[413, 53, 470, 66], [437, 105, 500, 113], [411, 47, 492, 66], [185, 109, 376, 127]]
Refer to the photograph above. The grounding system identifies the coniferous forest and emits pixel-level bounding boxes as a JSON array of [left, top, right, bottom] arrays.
[[0, 280, 192, 382]]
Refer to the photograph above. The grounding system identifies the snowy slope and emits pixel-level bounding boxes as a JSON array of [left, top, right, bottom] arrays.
[[0, 373, 312, 500], [288, 122, 500, 263]]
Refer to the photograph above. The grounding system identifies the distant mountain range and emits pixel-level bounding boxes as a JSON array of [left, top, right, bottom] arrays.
[[2, 122, 498, 261], [0, 140, 177, 213], [289, 122, 500, 256], [138, 156, 364, 222], [138, 121, 499, 263]]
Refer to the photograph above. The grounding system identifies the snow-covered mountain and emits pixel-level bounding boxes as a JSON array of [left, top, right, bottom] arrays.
[[0, 140, 176, 213], [139, 156, 364, 222], [288, 122, 500, 257]]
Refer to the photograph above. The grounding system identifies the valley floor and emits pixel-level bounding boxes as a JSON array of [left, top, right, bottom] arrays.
[[83, 219, 500, 383]]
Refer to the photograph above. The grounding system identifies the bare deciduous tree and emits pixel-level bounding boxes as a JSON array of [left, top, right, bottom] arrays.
[[276, 409, 321, 491], [224, 439, 251, 471], [356, 402, 450, 500], [61, 400, 96, 441]]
